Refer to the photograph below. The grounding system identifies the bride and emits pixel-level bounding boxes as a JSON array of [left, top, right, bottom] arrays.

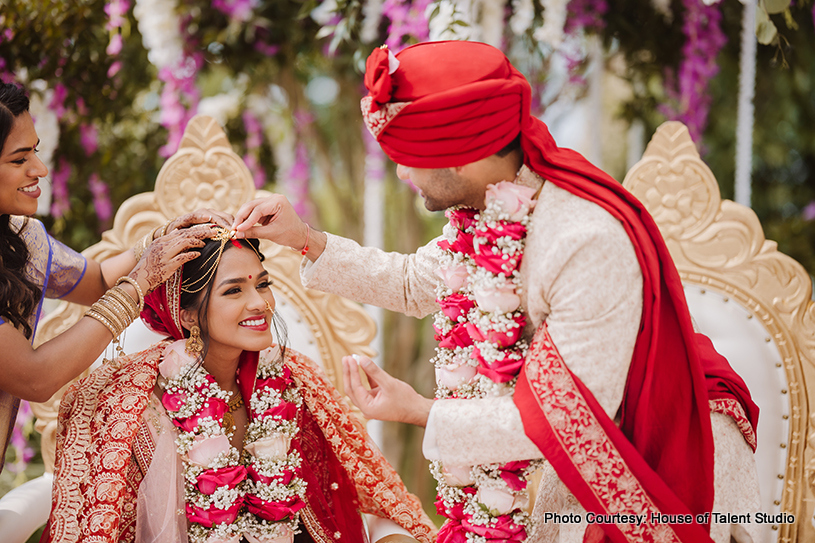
[[45, 228, 436, 543]]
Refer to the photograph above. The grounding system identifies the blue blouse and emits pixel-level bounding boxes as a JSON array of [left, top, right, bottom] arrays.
[[0, 216, 87, 472]]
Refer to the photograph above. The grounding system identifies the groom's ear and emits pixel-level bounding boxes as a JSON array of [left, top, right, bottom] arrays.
[[179, 309, 197, 332]]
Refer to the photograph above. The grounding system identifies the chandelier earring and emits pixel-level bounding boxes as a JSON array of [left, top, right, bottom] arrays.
[[185, 325, 204, 356]]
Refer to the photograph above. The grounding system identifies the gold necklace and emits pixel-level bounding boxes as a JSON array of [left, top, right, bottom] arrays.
[[222, 391, 244, 431]]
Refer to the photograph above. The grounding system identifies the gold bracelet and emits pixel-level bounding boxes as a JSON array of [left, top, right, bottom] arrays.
[[94, 294, 131, 330], [114, 277, 145, 313], [157, 219, 174, 237], [133, 228, 156, 261]]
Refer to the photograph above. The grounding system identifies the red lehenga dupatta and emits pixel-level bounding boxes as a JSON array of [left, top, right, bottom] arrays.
[[46, 278, 436, 543], [512, 115, 758, 543]]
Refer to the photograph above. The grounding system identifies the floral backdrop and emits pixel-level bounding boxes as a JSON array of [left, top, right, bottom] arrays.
[[1, 0, 815, 529]]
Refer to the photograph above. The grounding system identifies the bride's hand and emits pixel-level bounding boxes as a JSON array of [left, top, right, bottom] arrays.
[[128, 224, 217, 294], [341, 355, 434, 427]]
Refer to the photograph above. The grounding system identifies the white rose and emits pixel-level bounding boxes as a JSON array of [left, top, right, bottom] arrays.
[[187, 434, 230, 467], [436, 364, 477, 391], [160, 342, 193, 379], [245, 435, 291, 461], [477, 486, 524, 515], [442, 465, 474, 486]]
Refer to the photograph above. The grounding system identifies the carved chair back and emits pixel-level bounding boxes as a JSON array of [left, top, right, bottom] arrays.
[[623, 121, 815, 543]]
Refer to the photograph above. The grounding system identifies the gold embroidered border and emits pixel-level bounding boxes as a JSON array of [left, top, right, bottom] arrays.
[[525, 325, 682, 543], [361, 97, 411, 139], [709, 398, 757, 452]]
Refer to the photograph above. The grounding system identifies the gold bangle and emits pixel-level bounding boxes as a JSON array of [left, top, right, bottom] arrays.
[[106, 288, 139, 322], [157, 219, 174, 237], [115, 277, 145, 313], [85, 308, 121, 338]]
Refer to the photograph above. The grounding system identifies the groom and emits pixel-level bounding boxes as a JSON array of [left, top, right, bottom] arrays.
[[233, 41, 760, 543]]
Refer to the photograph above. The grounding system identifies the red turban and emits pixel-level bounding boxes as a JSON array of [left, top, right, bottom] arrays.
[[363, 41, 759, 543], [362, 41, 525, 168]]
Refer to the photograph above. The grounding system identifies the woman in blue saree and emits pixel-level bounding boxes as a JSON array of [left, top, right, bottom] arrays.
[[0, 82, 223, 471]]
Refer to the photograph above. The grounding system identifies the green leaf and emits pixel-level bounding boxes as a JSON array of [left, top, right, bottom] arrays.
[[762, 0, 791, 15], [756, 7, 778, 45]]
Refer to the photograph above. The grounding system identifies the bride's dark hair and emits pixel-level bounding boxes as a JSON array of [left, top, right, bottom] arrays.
[[179, 237, 288, 361], [0, 82, 41, 339]]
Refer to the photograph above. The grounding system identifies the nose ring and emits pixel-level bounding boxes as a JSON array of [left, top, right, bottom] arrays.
[[265, 300, 273, 313]]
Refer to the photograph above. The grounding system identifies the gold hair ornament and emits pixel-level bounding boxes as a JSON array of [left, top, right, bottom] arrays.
[[180, 227, 262, 294]]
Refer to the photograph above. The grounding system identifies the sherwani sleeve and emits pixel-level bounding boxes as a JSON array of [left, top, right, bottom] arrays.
[[424, 186, 643, 466], [300, 232, 441, 318]]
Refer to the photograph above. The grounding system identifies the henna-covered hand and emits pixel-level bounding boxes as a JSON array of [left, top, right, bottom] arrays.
[[166, 209, 233, 234], [129, 224, 216, 293]]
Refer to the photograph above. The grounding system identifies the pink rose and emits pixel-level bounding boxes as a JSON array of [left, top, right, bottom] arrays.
[[161, 390, 187, 412], [187, 434, 231, 467], [473, 244, 522, 276], [175, 398, 229, 433], [245, 435, 291, 461], [159, 343, 192, 379], [435, 263, 469, 292], [244, 494, 305, 522], [436, 363, 477, 391], [463, 514, 526, 541], [195, 465, 247, 495], [484, 181, 536, 222], [245, 526, 293, 543], [186, 500, 242, 527], [260, 401, 298, 421], [477, 487, 523, 515], [473, 345, 524, 383], [446, 208, 478, 231], [438, 293, 475, 321], [473, 282, 521, 314], [436, 323, 474, 349], [442, 465, 474, 486], [436, 520, 469, 543]]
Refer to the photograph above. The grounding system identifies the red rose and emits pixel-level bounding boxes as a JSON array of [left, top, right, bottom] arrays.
[[437, 520, 469, 543], [185, 500, 242, 527], [161, 390, 187, 412], [438, 293, 475, 322], [246, 463, 296, 486], [436, 323, 474, 349], [473, 345, 524, 383], [244, 494, 305, 522], [260, 401, 298, 420], [364, 48, 393, 113], [476, 221, 526, 244], [438, 230, 475, 256], [174, 397, 229, 433], [463, 514, 526, 540], [473, 244, 522, 276], [195, 465, 248, 495], [446, 208, 478, 231], [256, 367, 292, 392]]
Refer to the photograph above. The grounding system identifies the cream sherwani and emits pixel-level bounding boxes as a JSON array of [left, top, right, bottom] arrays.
[[300, 168, 760, 543]]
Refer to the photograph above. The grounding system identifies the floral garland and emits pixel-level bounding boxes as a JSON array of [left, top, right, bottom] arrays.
[[431, 179, 543, 543], [159, 341, 306, 543]]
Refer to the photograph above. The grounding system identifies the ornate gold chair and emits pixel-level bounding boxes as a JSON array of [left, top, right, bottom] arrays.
[[0, 115, 377, 541], [623, 121, 815, 543]]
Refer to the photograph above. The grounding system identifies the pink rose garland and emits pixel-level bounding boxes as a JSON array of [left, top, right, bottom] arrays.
[[159, 341, 306, 542], [432, 179, 541, 542]]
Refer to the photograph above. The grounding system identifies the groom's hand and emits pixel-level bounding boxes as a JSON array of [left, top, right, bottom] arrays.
[[342, 355, 434, 427]]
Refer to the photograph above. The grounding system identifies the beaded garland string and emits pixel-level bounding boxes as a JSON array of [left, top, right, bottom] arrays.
[[431, 179, 543, 543], [158, 341, 306, 542]]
